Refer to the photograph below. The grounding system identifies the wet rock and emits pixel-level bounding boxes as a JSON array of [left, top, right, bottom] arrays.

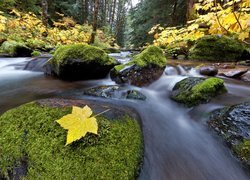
[[208, 102, 250, 168], [237, 60, 250, 66], [199, 66, 218, 76], [44, 44, 116, 80], [0, 41, 32, 57], [110, 46, 167, 87], [241, 71, 250, 82], [189, 35, 247, 61], [221, 69, 248, 79], [171, 77, 227, 107], [0, 98, 143, 179], [110, 64, 165, 87], [165, 66, 179, 75], [24, 56, 51, 72], [83, 85, 146, 100]]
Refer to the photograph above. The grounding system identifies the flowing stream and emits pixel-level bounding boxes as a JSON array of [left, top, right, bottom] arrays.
[[0, 56, 250, 180]]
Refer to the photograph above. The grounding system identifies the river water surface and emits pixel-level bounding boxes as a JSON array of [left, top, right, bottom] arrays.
[[0, 56, 250, 180]]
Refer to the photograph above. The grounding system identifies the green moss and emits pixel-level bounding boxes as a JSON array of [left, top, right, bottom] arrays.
[[31, 50, 41, 57], [235, 139, 250, 162], [132, 46, 166, 67], [0, 40, 31, 56], [172, 77, 227, 107], [52, 44, 115, 66], [113, 46, 166, 73], [0, 103, 143, 179], [189, 35, 245, 61]]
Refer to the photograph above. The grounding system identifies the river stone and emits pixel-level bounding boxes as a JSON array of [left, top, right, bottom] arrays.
[[44, 44, 116, 80], [110, 64, 165, 87], [0, 98, 143, 179], [221, 69, 248, 79], [241, 71, 250, 82], [199, 66, 218, 76], [0, 41, 33, 57], [24, 56, 52, 72], [171, 77, 227, 107], [84, 85, 146, 100], [208, 102, 250, 168], [189, 35, 247, 61], [110, 46, 167, 87]]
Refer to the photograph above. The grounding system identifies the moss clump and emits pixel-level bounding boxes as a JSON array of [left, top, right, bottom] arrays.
[[0, 40, 32, 57], [189, 35, 245, 61], [133, 46, 166, 67], [31, 50, 41, 57], [52, 44, 115, 66], [0, 103, 143, 179], [113, 46, 166, 72], [171, 77, 227, 107], [235, 140, 250, 162], [45, 44, 116, 80]]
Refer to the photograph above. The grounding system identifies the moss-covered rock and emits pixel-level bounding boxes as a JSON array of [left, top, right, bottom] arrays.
[[44, 44, 116, 80], [0, 99, 143, 179], [208, 102, 250, 169], [110, 46, 167, 86], [189, 35, 247, 61], [171, 77, 227, 107], [0, 40, 32, 57]]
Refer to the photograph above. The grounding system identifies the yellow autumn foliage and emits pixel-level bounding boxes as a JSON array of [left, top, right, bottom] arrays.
[[150, 0, 250, 47], [0, 9, 92, 47]]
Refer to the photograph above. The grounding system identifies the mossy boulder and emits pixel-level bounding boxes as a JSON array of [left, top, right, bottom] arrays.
[[208, 102, 250, 169], [0, 41, 32, 57], [110, 46, 167, 87], [189, 35, 247, 61], [171, 77, 227, 107], [0, 98, 143, 179], [44, 44, 116, 80]]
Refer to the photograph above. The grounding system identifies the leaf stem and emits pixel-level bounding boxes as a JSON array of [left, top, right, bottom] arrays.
[[94, 109, 111, 117]]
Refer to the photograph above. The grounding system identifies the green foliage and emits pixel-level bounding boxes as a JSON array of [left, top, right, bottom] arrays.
[[0, 40, 31, 56], [52, 44, 115, 66], [0, 103, 143, 179], [189, 35, 246, 61], [31, 50, 41, 57], [172, 77, 227, 107]]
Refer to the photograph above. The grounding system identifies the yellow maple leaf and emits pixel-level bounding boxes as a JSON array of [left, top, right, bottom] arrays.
[[56, 105, 98, 145]]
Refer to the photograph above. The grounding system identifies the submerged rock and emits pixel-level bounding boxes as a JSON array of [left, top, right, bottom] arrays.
[[221, 69, 248, 79], [0, 41, 32, 57], [199, 66, 218, 76], [24, 56, 52, 72], [171, 77, 227, 107], [84, 85, 146, 100], [110, 46, 167, 87], [44, 44, 116, 80], [241, 71, 250, 82], [189, 35, 248, 61], [0, 98, 143, 179], [208, 102, 250, 168]]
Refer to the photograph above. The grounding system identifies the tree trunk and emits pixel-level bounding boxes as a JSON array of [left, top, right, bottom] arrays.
[[41, 0, 48, 27], [111, 0, 117, 30], [90, 0, 100, 44], [186, 0, 195, 21]]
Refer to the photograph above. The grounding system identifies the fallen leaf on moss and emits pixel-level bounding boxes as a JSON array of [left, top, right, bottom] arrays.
[[56, 105, 98, 145]]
